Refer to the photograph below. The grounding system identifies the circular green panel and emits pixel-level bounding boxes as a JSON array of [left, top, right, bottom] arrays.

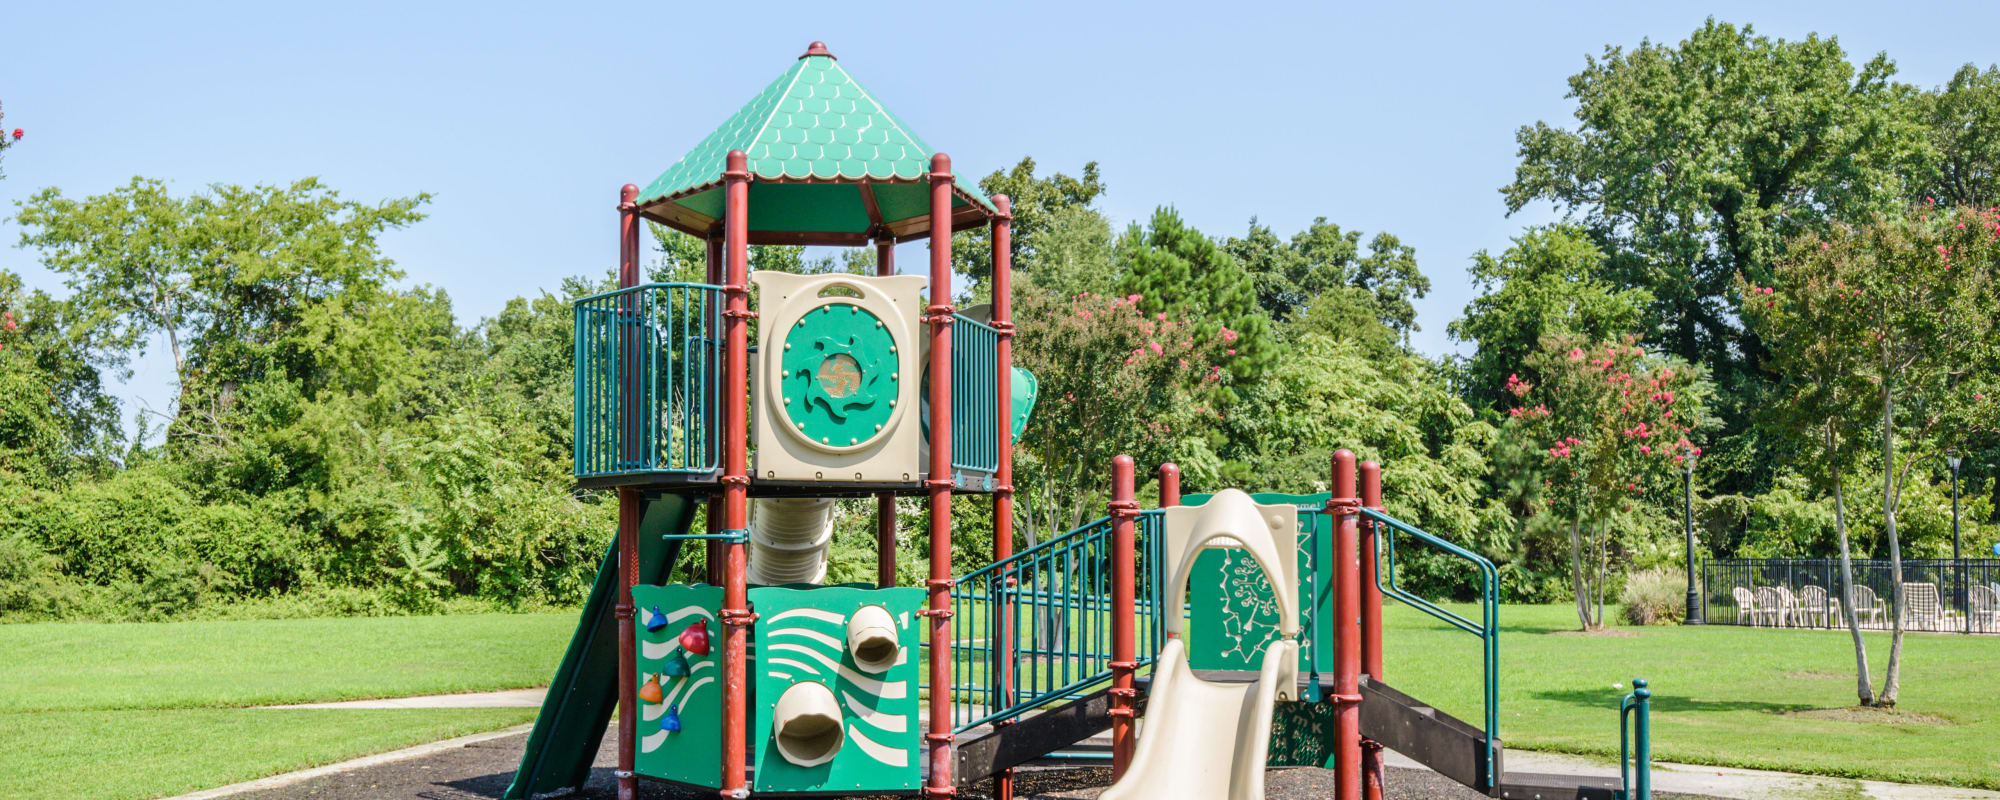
[[780, 302, 899, 448]]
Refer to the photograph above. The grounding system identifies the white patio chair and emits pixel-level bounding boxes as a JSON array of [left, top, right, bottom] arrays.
[[1795, 585, 1834, 628], [1900, 582, 1957, 632], [1969, 585, 2000, 634], [1848, 586, 1887, 629], [1755, 586, 1790, 628], [1732, 587, 1757, 625]]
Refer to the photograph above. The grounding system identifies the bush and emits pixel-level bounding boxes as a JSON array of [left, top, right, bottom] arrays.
[[1621, 567, 1685, 625]]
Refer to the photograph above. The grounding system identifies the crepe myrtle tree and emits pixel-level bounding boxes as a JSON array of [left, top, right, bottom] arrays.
[[1013, 289, 1231, 547], [0, 99, 22, 179], [1504, 333, 1709, 630], [1744, 201, 2000, 707]]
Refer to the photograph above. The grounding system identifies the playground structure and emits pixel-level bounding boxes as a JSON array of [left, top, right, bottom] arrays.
[[507, 42, 1652, 800]]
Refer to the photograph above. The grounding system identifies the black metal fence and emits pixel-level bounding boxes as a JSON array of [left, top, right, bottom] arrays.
[[1701, 558, 2000, 634]]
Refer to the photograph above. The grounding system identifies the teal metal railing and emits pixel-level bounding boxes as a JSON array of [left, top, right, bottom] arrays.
[[572, 283, 721, 480], [950, 314, 1000, 477], [927, 509, 1166, 733], [1362, 507, 1501, 790], [1619, 678, 1652, 800]]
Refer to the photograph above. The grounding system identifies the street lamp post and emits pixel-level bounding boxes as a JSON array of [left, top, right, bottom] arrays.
[[1683, 448, 1700, 624], [1948, 454, 1962, 632]]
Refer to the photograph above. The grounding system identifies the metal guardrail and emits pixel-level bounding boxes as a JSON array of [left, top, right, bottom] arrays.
[[1619, 678, 1652, 800], [572, 283, 721, 480], [1363, 507, 1500, 791], [929, 509, 1166, 733], [950, 313, 1000, 476]]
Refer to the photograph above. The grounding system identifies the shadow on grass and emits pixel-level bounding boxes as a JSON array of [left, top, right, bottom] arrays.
[[1529, 688, 1809, 715]]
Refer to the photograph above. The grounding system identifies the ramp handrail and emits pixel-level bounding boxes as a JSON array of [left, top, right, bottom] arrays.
[[928, 509, 1166, 733], [1619, 678, 1652, 800], [1361, 507, 1500, 790]]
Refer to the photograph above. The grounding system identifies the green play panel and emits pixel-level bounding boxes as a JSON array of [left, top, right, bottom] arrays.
[[1182, 492, 1333, 677], [632, 584, 724, 788], [750, 585, 924, 794], [779, 302, 899, 449]]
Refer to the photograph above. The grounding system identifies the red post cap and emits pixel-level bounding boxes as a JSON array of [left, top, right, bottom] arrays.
[[801, 41, 835, 59]]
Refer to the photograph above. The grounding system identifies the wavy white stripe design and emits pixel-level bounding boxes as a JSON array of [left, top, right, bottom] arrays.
[[642, 729, 668, 753], [840, 689, 906, 732], [765, 626, 845, 651], [767, 657, 818, 677], [764, 643, 907, 699], [846, 725, 908, 767], [766, 608, 846, 626]]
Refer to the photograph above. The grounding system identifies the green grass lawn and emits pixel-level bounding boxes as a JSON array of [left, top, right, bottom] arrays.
[[0, 613, 574, 800], [1381, 603, 2000, 790]]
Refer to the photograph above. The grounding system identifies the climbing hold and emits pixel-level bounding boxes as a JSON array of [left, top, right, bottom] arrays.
[[645, 605, 669, 633], [660, 703, 682, 733], [639, 674, 663, 704], [663, 650, 691, 677], [680, 620, 712, 656]]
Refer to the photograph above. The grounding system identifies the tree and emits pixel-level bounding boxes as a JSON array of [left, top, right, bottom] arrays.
[[15, 178, 430, 432], [0, 99, 20, 180], [1910, 64, 2000, 208], [1012, 289, 1228, 544], [1504, 335, 1709, 629], [1225, 217, 1430, 339], [1450, 225, 1653, 410], [1505, 19, 1923, 492], [1116, 207, 1275, 381], [1746, 204, 2000, 706], [958, 158, 1106, 286]]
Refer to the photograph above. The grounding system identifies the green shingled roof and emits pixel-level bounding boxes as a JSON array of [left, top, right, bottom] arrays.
[[635, 44, 995, 244]]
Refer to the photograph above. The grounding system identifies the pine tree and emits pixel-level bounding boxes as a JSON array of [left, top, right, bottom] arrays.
[[1115, 207, 1275, 382]]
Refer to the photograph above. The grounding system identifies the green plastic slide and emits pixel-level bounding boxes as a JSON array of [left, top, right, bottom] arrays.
[[505, 493, 699, 800]]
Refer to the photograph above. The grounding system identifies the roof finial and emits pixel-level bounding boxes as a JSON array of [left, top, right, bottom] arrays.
[[800, 41, 835, 60]]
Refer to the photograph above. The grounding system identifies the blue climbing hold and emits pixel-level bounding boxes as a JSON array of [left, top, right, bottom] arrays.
[[645, 605, 669, 633], [660, 704, 682, 733]]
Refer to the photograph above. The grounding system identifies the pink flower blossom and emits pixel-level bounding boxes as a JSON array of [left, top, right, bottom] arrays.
[[1225, 348, 1236, 356], [1126, 294, 1141, 304], [1568, 348, 1584, 362], [1148, 341, 1163, 355]]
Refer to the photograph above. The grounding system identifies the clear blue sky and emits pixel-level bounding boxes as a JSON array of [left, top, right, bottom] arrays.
[[5, 1, 1997, 432]]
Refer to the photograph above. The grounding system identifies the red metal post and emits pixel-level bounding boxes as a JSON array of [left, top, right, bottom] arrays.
[[706, 235, 726, 587], [1158, 462, 1181, 507], [1331, 450, 1361, 800], [1359, 460, 1386, 800], [876, 234, 899, 589], [989, 195, 1017, 800], [720, 151, 753, 798], [922, 153, 957, 799], [614, 184, 641, 800], [1108, 455, 1139, 778]]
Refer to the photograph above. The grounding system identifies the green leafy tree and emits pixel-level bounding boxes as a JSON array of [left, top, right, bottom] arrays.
[[958, 158, 1106, 286], [1451, 226, 1652, 409], [1013, 289, 1227, 544], [1910, 64, 2000, 208], [1505, 20, 1924, 493], [1226, 217, 1430, 339], [1745, 204, 2000, 706], [1115, 207, 1275, 381], [15, 178, 430, 431], [1505, 335, 1710, 629]]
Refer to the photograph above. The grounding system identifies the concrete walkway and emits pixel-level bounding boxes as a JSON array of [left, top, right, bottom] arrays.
[[1386, 749, 2000, 800], [262, 688, 546, 709]]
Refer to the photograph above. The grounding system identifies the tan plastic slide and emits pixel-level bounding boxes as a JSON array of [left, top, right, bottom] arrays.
[[1099, 489, 1300, 800]]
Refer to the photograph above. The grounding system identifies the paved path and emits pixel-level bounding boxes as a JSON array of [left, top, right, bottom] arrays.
[[262, 689, 546, 709]]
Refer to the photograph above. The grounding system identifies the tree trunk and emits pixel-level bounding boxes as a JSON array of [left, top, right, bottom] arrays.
[[1593, 523, 1607, 628], [1878, 372, 1905, 708], [1568, 516, 1589, 630], [1831, 464, 1874, 706]]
